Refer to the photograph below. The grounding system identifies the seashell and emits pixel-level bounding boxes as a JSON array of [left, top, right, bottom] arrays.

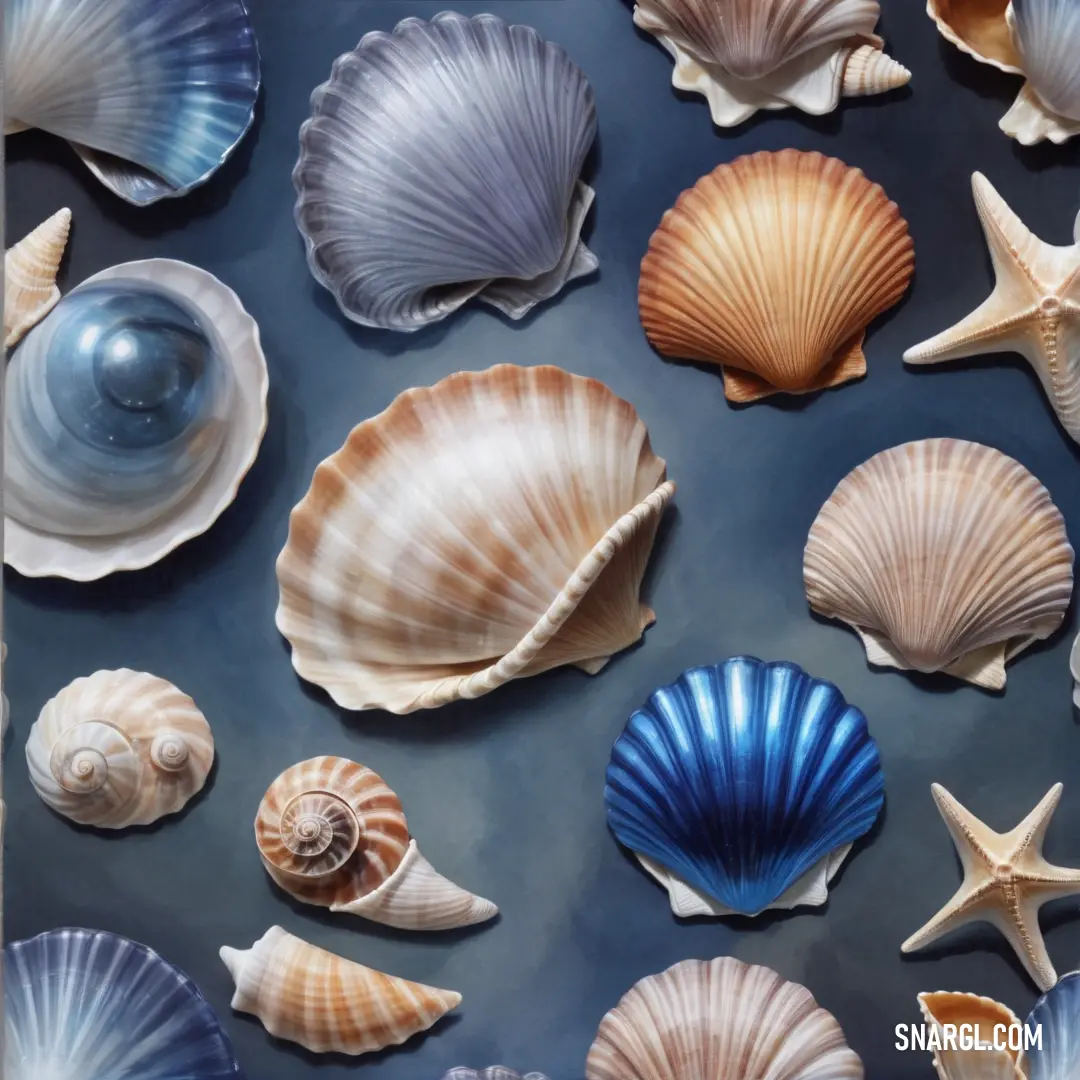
[[1027, 970, 1080, 1080], [2, 642, 8, 738], [4, 208, 71, 348], [605, 657, 884, 918], [25, 669, 214, 828], [5, 259, 268, 580], [804, 439, 1073, 690], [293, 11, 597, 332], [586, 956, 864, 1080], [443, 1072, 550, 1080], [639, 150, 914, 403], [220, 925, 461, 1055], [275, 364, 675, 713], [1071, 632, 1080, 708], [5, 927, 243, 1080], [917, 992, 1027, 1080], [631, 0, 908, 127], [4, 0, 260, 204], [256, 755, 497, 930]]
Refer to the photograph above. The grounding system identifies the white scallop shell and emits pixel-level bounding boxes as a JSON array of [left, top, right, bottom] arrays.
[[4, 208, 71, 349], [25, 669, 214, 828]]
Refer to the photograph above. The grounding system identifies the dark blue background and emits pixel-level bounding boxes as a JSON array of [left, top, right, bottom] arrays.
[[6, 2, 1080, 1077]]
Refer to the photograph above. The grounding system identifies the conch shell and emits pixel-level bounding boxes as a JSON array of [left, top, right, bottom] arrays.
[[639, 150, 914, 402], [24, 669, 214, 827], [220, 925, 461, 1055], [804, 439, 1073, 690], [275, 365, 675, 713], [255, 755, 497, 930], [4, 208, 71, 348], [917, 992, 1027, 1080]]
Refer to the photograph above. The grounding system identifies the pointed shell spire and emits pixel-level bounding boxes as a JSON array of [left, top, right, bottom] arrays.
[[842, 45, 911, 96], [4, 208, 71, 348]]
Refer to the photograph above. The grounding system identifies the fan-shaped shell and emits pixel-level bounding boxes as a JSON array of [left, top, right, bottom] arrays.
[[918, 992, 1027, 1080], [804, 440, 1073, 689], [639, 151, 914, 403], [586, 956, 863, 1080], [5, 928, 243, 1080], [25, 669, 214, 828], [275, 364, 674, 713], [606, 657, 884, 918], [4, 208, 71, 349], [220, 926, 461, 1055], [1010, 0, 1080, 121], [4, 0, 260, 205], [293, 11, 597, 332], [1027, 970, 1080, 1080]]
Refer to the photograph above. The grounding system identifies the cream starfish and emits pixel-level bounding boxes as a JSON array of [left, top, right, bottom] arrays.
[[901, 783, 1080, 992], [904, 173, 1080, 446]]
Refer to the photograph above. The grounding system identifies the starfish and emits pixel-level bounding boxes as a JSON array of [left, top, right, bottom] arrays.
[[904, 173, 1080, 446], [901, 783, 1080, 992]]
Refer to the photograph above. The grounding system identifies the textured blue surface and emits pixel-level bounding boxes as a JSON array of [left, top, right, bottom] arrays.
[[1027, 970, 1080, 1080]]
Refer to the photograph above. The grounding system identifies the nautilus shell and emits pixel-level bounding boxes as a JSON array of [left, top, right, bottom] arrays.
[[5, 928, 243, 1080], [632, 0, 910, 127], [4, 0, 260, 203], [220, 925, 461, 1055], [4, 207, 71, 348], [443, 1072, 550, 1080], [276, 365, 675, 713], [1028, 971, 1080, 1080], [25, 669, 214, 828], [294, 11, 597, 331], [639, 151, 914, 402], [586, 956, 863, 1080], [5, 259, 268, 580], [917, 992, 1027, 1080], [804, 439, 1073, 690], [606, 657, 884, 918]]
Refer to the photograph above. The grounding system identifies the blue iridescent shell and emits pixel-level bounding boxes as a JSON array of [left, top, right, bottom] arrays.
[[605, 657, 885, 917], [1027, 970, 1080, 1080], [4, 0, 260, 205], [4, 928, 244, 1080]]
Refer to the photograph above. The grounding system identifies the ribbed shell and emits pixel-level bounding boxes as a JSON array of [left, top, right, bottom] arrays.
[[293, 11, 597, 331], [639, 151, 914, 402], [842, 44, 912, 95], [918, 992, 1026, 1080], [25, 669, 214, 828], [220, 926, 461, 1055], [1012, 0, 1080, 122], [804, 439, 1074, 689], [4, 208, 71, 348], [1027, 971, 1080, 1080], [275, 365, 674, 713], [586, 957, 864, 1080]]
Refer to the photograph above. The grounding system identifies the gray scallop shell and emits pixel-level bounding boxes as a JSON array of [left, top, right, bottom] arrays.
[[293, 11, 598, 332]]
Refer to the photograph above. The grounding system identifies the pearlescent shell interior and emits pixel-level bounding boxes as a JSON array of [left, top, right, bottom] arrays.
[[1027, 971, 1080, 1080], [639, 150, 914, 402], [275, 364, 674, 713], [918, 992, 1026, 1079], [927, 0, 1021, 68], [586, 956, 864, 1080], [804, 439, 1074, 689]]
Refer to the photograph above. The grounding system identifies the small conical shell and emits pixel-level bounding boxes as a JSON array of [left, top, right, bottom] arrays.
[[219, 926, 461, 1055], [4, 208, 71, 348], [917, 992, 1026, 1080], [842, 44, 912, 95], [639, 151, 914, 402]]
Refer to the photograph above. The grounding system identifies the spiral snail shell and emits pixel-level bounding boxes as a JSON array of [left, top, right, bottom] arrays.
[[25, 669, 214, 828], [256, 756, 498, 931]]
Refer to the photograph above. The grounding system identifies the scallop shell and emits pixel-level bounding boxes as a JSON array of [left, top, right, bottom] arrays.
[[5, 259, 268, 580], [5, 928, 243, 1080], [4, 0, 260, 204], [443, 1072, 550, 1080], [639, 151, 914, 403], [632, 0, 908, 127], [275, 364, 674, 713], [804, 439, 1074, 690], [917, 992, 1027, 1080], [255, 755, 497, 930], [4, 208, 71, 349], [586, 956, 864, 1080], [606, 657, 884, 918], [220, 925, 461, 1055], [294, 11, 597, 332], [25, 669, 214, 828], [1027, 970, 1080, 1080]]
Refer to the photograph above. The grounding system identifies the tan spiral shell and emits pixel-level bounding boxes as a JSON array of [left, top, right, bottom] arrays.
[[639, 151, 914, 403], [804, 439, 1074, 689], [917, 992, 1027, 1080], [4, 208, 71, 349], [25, 669, 214, 827]]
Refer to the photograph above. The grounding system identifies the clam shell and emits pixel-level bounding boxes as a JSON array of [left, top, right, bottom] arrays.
[[25, 669, 214, 828], [294, 11, 597, 331], [5, 928, 243, 1080], [639, 150, 914, 402], [586, 956, 863, 1080], [1027, 970, 1080, 1080], [918, 992, 1027, 1080], [804, 439, 1073, 690], [275, 364, 674, 713], [220, 925, 461, 1055], [606, 657, 884, 918], [4, 208, 71, 349], [4, 0, 260, 204]]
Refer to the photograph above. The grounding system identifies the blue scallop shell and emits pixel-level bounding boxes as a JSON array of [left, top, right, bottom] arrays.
[[1026, 970, 1080, 1080], [4, 0, 260, 205], [4, 928, 244, 1080], [1012, 0, 1080, 122], [605, 657, 884, 917]]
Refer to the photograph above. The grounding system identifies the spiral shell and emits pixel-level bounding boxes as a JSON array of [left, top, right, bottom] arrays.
[[25, 670, 214, 828], [4, 208, 71, 349], [917, 992, 1026, 1080]]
